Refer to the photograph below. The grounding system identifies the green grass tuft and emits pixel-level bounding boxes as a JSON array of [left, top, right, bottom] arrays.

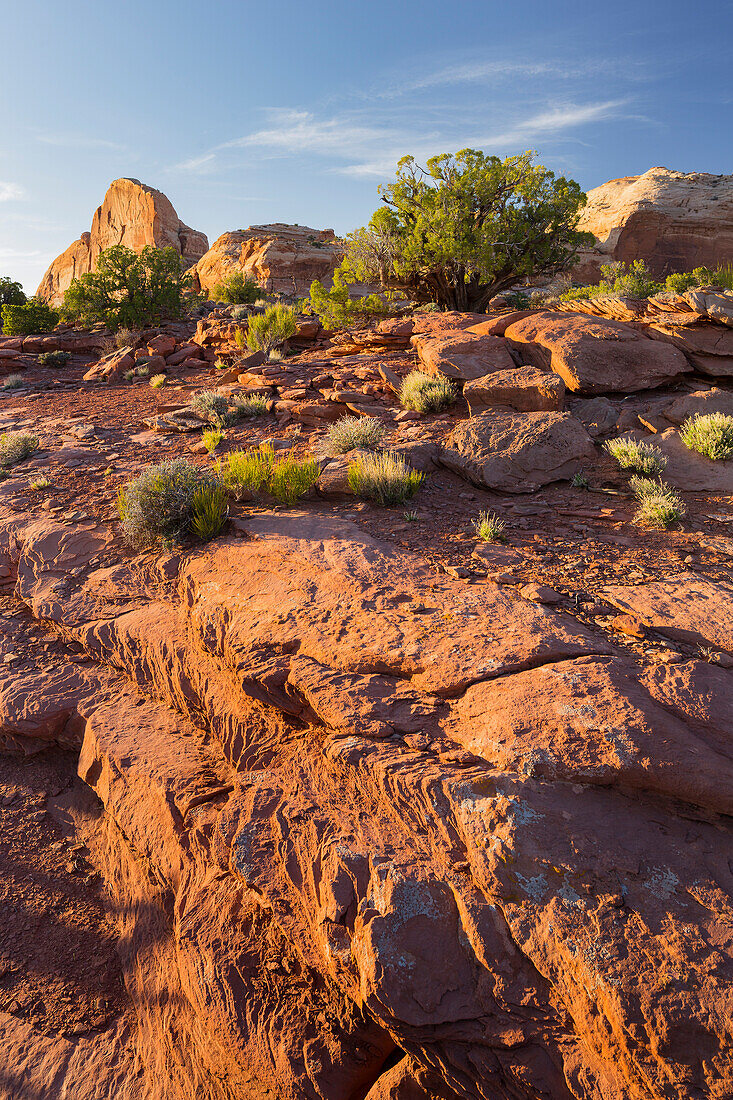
[[0, 431, 39, 468], [629, 476, 686, 528], [321, 415, 385, 455], [399, 370, 457, 414], [473, 510, 506, 542], [348, 450, 424, 505]]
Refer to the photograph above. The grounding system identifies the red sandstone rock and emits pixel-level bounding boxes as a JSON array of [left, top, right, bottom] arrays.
[[463, 365, 565, 414], [413, 331, 517, 381], [504, 312, 691, 393], [441, 409, 595, 492], [82, 347, 135, 384]]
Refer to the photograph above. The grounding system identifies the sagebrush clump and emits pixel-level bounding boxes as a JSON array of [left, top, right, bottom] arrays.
[[38, 350, 71, 368], [400, 371, 457, 414], [629, 476, 686, 529], [117, 460, 223, 547], [246, 305, 297, 355], [190, 390, 231, 426], [679, 413, 733, 461], [0, 431, 39, 468], [347, 451, 424, 505], [321, 415, 385, 455], [605, 436, 667, 475], [1, 373, 25, 391]]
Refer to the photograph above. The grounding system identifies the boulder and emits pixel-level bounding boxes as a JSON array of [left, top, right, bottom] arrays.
[[463, 365, 564, 414], [647, 320, 733, 375], [165, 342, 203, 365], [147, 334, 176, 357], [413, 332, 516, 381], [571, 396, 619, 438], [573, 166, 733, 281], [504, 311, 691, 393], [36, 178, 208, 305], [663, 387, 733, 425], [440, 409, 595, 492], [190, 224, 342, 298], [82, 347, 135, 383]]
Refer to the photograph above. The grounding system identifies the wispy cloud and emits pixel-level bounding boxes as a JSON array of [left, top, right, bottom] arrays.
[[168, 152, 217, 175], [0, 181, 25, 202]]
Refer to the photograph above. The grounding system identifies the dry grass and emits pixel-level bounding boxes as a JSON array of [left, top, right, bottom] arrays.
[[347, 451, 424, 505]]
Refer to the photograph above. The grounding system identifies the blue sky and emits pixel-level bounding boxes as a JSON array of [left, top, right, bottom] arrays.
[[2, 0, 732, 291]]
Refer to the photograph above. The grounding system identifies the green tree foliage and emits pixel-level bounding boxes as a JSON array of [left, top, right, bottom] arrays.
[[309, 268, 391, 329], [212, 271, 260, 304], [1, 298, 59, 336], [0, 276, 26, 310], [320, 149, 591, 313], [561, 261, 663, 302], [61, 245, 191, 330]]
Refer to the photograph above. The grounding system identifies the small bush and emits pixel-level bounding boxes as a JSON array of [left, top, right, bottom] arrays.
[[348, 450, 424, 505], [321, 415, 385, 455], [234, 328, 246, 352], [217, 444, 319, 504], [560, 261, 663, 303], [231, 305, 250, 322], [38, 349, 71, 368], [202, 428, 224, 453], [29, 474, 51, 490], [604, 436, 667, 475], [149, 373, 166, 388], [629, 477, 686, 529], [246, 305, 297, 355], [571, 470, 589, 489], [0, 431, 39, 468], [117, 460, 220, 547], [400, 371, 457, 414], [473, 510, 506, 542], [123, 369, 135, 382], [189, 482, 228, 541], [680, 412, 733, 461], [212, 271, 260, 305], [1, 373, 25, 391], [190, 389, 230, 426], [229, 394, 269, 420], [1, 299, 59, 336], [115, 327, 138, 349], [135, 364, 150, 378]]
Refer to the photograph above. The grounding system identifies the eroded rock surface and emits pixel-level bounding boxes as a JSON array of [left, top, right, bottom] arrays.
[[1, 507, 730, 1099]]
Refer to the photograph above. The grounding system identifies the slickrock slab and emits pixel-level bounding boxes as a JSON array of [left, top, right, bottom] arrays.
[[604, 573, 733, 653], [504, 311, 691, 393], [648, 320, 733, 375], [440, 408, 595, 492]]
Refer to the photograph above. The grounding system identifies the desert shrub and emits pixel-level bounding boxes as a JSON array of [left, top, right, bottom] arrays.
[[29, 474, 51, 490], [506, 291, 531, 309], [189, 482, 228, 541], [664, 265, 733, 293], [202, 428, 224, 452], [1, 373, 25, 391], [348, 450, 424, 505], [571, 470, 589, 489], [629, 476, 686, 528], [62, 244, 190, 330], [135, 364, 150, 378], [321, 415, 385, 455], [1, 298, 59, 336], [190, 389, 231, 426], [679, 412, 733, 460], [115, 327, 138, 350], [246, 305, 297, 355], [38, 349, 71, 368], [560, 261, 663, 303], [229, 394, 269, 420], [400, 370, 457, 414], [149, 373, 166, 388], [473, 510, 506, 542], [216, 444, 318, 503], [0, 431, 39, 468], [231, 305, 250, 322], [212, 271, 260, 305], [604, 436, 667, 475], [117, 460, 221, 547]]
